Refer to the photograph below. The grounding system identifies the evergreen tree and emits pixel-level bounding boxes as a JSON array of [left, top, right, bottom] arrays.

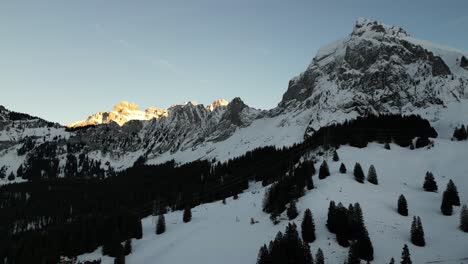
[[315, 248, 324, 264], [183, 207, 192, 223], [306, 174, 314, 190], [367, 165, 378, 185], [422, 172, 438, 192], [287, 201, 299, 220], [333, 151, 340, 162], [398, 195, 408, 216], [319, 160, 330, 179], [327, 201, 337, 233], [256, 244, 271, 264], [347, 242, 360, 264], [441, 190, 453, 216], [303, 243, 314, 264], [339, 163, 347, 174], [453, 125, 468, 141], [410, 216, 425, 246], [354, 163, 365, 183], [156, 214, 166, 234], [445, 180, 461, 206], [7, 172, 15, 181], [123, 239, 132, 255], [400, 244, 412, 264], [114, 253, 125, 264], [356, 226, 374, 261], [301, 209, 316, 243], [388, 257, 395, 264], [384, 142, 391, 150], [460, 205, 468, 232]]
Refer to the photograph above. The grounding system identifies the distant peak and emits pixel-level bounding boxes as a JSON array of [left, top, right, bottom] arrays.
[[207, 99, 229, 111], [352, 17, 409, 38], [113, 101, 140, 112]]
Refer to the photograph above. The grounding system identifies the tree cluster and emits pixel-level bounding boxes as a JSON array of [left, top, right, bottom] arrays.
[[326, 201, 374, 261], [410, 216, 425, 247], [257, 223, 314, 264], [453, 125, 468, 141]]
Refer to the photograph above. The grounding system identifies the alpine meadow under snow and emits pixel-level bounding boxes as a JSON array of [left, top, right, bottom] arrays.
[[1, 17, 468, 264]]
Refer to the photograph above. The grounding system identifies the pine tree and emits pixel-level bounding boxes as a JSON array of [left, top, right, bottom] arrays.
[[327, 201, 337, 233], [183, 207, 192, 223], [319, 160, 330, 179], [460, 205, 468, 232], [384, 142, 391, 150], [339, 163, 347, 174], [388, 257, 395, 264], [367, 165, 378, 185], [257, 244, 271, 264], [7, 172, 15, 181], [356, 226, 374, 261], [400, 244, 412, 264], [354, 163, 365, 183], [123, 239, 132, 255], [315, 248, 324, 264], [441, 190, 453, 216], [114, 253, 125, 264], [333, 151, 340, 162], [347, 242, 360, 264], [303, 243, 313, 264], [287, 201, 299, 220], [398, 195, 408, 216], [445, 180, 461, 206], [410, 216, 425, 246], [301, 209, 316, 243], [422, 172, 438, 192], [156, 214, 166, 234], [306, 174, 314, 190]]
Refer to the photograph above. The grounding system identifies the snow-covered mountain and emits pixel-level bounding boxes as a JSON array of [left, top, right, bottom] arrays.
[[1, 18, 468, 183]]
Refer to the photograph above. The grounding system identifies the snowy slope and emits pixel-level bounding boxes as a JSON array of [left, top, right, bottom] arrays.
[[78, 139, 468, 264]]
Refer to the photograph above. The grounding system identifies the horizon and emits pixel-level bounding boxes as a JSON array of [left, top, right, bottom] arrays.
[[1, 0, 468, 125]]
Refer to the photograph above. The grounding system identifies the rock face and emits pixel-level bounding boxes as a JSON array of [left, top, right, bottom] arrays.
[[279, 18, 466, 136], [1, 18, 468, 182]]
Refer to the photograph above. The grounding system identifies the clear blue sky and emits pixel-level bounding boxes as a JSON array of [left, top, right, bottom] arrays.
[[1, 0, 467, 125]]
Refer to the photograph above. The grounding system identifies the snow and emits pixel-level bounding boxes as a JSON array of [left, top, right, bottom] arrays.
[[78, 139, 468, 264]]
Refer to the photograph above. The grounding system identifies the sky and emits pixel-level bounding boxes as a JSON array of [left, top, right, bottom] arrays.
[[1, 0, 468, 125]]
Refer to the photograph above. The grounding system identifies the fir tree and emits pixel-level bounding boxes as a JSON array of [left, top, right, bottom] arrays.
[[256, 244, 271, 264], [445, 180, 461, 206], [315, 248, 324, 264], [441, 190, 453, 216], [388, 257, 395, 264], [339, 163, 347, 174], [183, 207, 192, 223], [327, 201, 337, 233], [156, 214, 166, 234], [410, 216, 425, 246], [306, 174, 314, 190], [7, 172, 15, 181], [356, 226, 374, 261], [347, 242, 360, 264], [301, 209, 316, 243], [354, 163, 365, 183], [114, 253, 125, 264], [287, 201, 299, 220], [123, 239, 132, 255], [400, 244, 412, 264], [333, 151, 340, 162], [319, 160, 330, 179], [367, 165, 378, 185], [384, 142, 391, 150], [398, 195, 408, 216], [422, 172, 438, 192], [303, 243, 313, 264], [460, 205, 468, 232]]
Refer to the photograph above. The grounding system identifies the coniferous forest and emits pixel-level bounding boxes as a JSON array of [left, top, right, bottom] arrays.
[[0, 114, 439, 263]]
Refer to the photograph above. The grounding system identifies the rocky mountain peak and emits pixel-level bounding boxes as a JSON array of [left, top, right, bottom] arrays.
[[113, 101, 140, 112], [352, 17, 409, 38], [206, 99, 229, 111]]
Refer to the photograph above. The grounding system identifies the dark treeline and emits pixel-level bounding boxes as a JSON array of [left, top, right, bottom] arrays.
[[0, 114, 436, 263]]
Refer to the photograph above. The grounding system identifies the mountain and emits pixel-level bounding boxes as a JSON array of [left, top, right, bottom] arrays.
[[1, 18, 468, 183]]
